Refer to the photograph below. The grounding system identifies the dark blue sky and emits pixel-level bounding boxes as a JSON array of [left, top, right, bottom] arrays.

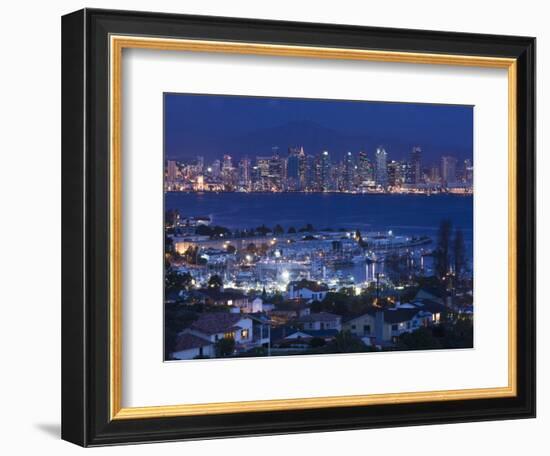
[[164, 93, 473, 165]]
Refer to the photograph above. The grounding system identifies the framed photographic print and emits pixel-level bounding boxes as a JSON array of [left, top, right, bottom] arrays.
[[61, 8, 536, 447]]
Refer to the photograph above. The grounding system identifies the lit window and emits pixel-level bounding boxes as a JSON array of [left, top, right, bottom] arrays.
[[241, 329, 249, 339], [224, 331, 235, 339]]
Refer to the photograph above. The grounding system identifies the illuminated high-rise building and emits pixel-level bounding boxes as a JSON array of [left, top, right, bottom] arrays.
[[357, 151, 373, 183], [411, 146, 422, 184], [287, 147, 302, 191], [375, 146, 388, 187], [268, 153, 283, 191], [441, 155, 457, 186], [238, 158, 251, 189], [166, 160, 179, 182], [319, 150, 331, 191], [462, 159, 474, 186], [211, 160, 221, 178], [305, 154, 317, 191], [387, 160, 402, 187], [343, 151, 354, 191]]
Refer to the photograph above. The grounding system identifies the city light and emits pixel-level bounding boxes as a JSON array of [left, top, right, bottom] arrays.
[[165, 147, 472, 195]]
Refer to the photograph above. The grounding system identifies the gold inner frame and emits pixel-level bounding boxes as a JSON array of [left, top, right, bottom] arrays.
[[109, 35, 518, 420]]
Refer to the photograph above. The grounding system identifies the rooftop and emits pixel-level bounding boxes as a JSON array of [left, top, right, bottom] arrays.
[[299, 312, 341, 323], [190, 313, 247, 335], [173, 333, 213, 351]]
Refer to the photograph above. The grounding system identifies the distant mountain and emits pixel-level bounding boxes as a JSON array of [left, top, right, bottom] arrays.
[[229, 120, 430, 161], [167, 119, 472, 164]]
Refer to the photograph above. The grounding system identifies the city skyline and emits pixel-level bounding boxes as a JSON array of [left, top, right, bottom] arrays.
[[165, 147, 473, 194], [165, 93, 473, 165]]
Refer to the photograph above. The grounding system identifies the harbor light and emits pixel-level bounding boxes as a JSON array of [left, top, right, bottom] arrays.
[[281, 270, 290, 282]]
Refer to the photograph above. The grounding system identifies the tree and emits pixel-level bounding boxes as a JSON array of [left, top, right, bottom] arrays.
[[299, 223, 314, 232], [434, 219, 452, 280], [183, 246, 200, 264], [225, 244, 236, 254], [164, 304, 197, 359], [208, 274, 223, 290], [438, 319, 473, 349], [287, 226, 297, 234], [195, 225, 213, 236], [453, 228, 466, 281], [397, 327, 442, 350], [215, 337, 235, 357], [330, 330, 367, 353], [165, 268, 194, 294], [274, 224, 285, 235], [309, 337, 326, 348], [246, 243, 257, 254], [256, 224, 271, 236]]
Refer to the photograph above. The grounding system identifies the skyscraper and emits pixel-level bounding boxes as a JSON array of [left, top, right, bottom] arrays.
[[401, 161, 414, 185], [441, 155, 457, 186], [411, 146, 422, 185], [462, 159, 474, 186], [268, 153, 283, 191], [211, 160, 221, 178], [305, 154, 317, 191], [287, 147, 301, 191], [387, 160, 401, 187], [221, 155, 235, 188], [255, 157, 271, 191], [238, 158, 251, 189], [319, 150, 331, 191], [375, 146, 388, 187], [343, 151, 354, 191], [166, 160, 179, 182], [357, 151, 373, 184]]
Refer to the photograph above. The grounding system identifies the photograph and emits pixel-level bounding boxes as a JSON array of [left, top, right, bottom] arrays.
[[163, 93, 475, 361], [57, 6, 536, 447]]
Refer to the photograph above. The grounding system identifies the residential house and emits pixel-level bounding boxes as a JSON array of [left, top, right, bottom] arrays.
[[171, 334, 215, 360], [415, 287, 453, 308], [287, 279, 329, 302], [284, 328, 339, 342], [343, 302, 441, 346], [343, 312, 377, 341], [177, 313, 254, 359], [380, 308, 434, 344], [298, 312, 342, 331], [197, 288, 250, 310]]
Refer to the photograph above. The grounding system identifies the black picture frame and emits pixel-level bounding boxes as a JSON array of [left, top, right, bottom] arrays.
[[62, 8, 536, 447]]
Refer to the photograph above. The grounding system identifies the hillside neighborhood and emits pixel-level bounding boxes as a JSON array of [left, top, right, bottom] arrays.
[[166, 272, 473, 360]]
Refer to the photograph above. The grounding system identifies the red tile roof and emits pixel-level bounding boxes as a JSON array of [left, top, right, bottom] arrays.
[[190, 313, 246, 335], [173, 333, 213, 351]]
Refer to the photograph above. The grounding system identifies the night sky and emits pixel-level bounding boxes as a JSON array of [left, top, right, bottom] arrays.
[[164, 93, 473, 165]]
